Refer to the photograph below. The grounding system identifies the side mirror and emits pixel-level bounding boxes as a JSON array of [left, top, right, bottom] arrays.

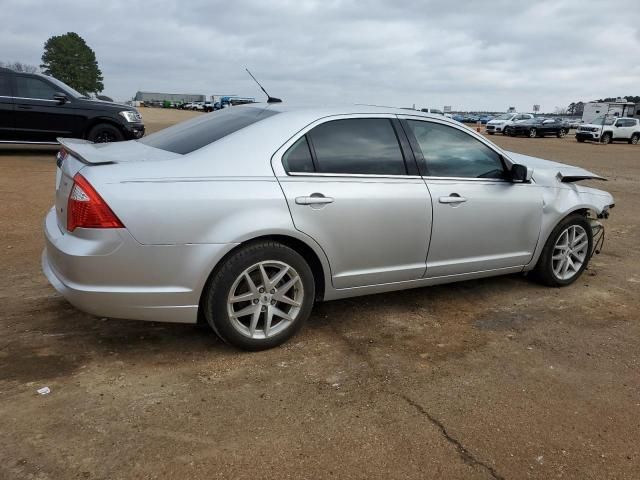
[[53, 92, 68, 105], [510, 164, 533, 183]]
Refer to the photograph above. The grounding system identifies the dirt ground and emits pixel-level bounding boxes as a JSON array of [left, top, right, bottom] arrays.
[[1, 108, 638, 480]]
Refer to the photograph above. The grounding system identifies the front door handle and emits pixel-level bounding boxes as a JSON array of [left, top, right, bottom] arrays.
[[439, 194, 467, 204], [295, 194, 334, 205]]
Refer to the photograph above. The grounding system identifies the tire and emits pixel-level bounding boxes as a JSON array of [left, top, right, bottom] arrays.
[[577, 138, 585, 143], [601, 133, 612, 145], [533, 214, 593, 287], [487, 131, 494, 135], [630, 134, 639, 145], [87, 123, 124, 143], [528, 128, 537, 138], [557, 129, 567, 138], [202, 241, 315, 351]]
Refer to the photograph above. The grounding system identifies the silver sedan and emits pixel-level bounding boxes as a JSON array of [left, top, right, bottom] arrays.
[[43, 105, 614, 350]]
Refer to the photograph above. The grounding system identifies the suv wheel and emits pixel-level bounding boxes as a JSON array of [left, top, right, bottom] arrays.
[[557, 129, 567, 138], [601, 133, 612, 145], [528, 128, 537, 138], [202, 241, 315, 351], [630, 133, 639, 145], [87, 123, 124, 143], [533, 214, 593, 287]]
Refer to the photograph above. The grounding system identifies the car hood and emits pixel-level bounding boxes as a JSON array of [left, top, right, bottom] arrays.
[[74, 97, 137, 112], [505, 151, 606, 183], [487, 119, 507, 124]]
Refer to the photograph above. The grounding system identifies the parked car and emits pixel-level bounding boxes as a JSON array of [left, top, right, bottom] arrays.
[[0, 67, 144, 144], [505, 117, 568, 138], [576, 116, 640, 145], [486, 113, 534, 134], [204, 102, 214, 112], [43, 105, 614, 350], [452, 114, 465, 123], [463, 115, 479, 123]]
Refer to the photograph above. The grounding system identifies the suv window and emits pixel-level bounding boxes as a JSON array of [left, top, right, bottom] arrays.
[[139, 106, 279, 154], [308, 118, 406, 175], [283, 136, 314, 173], [15, 75, 57, 100], [407, 120, 505, 179], [0, 73, 12, 96]]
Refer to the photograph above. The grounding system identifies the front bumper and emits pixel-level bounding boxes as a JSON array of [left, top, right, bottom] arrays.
[[122, 122, 145, 139], [576, 131, 599, 141], [486, 124, 505, 133], [42, 207, 236, 324]]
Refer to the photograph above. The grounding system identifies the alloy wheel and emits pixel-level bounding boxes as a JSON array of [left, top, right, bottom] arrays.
[[632, 135, 639, 145], [529, 128, 537, 138], [227, 261, 304, 339], [94, 131, 117, 143], [552, 225, 589, 281]]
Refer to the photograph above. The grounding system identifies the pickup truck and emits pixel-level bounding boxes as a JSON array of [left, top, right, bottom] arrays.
[[576, 116, 640, 144]]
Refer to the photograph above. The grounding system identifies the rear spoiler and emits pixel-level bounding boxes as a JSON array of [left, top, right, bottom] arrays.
[[57, 138, 115, 165]]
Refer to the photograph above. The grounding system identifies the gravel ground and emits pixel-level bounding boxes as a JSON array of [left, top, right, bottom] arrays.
[[0, 109, 638, 479]]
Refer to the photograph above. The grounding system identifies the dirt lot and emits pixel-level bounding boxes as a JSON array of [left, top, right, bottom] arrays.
[[1, 108, 638, 480]]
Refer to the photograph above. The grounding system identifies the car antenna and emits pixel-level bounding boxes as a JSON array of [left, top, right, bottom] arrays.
[[245, 68, 282, 103]]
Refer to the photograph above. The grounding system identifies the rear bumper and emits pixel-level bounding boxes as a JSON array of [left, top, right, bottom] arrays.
[[42, 207, 237, 324]]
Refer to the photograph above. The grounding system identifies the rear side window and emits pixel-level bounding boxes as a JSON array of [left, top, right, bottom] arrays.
[[307, 118, 406, 175], [15, 76, 57, 100], [283, 136, 314, 173], [407, 120, 505, 179], [139, 107, 279, 154], [0, 73, 12, 96]]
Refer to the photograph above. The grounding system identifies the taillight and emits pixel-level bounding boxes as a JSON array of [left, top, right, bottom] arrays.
[[67, 174, 124, 231]]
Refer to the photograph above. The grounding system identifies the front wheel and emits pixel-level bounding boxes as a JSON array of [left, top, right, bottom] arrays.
[[202, 241, 315, 350], [601, 133, 612, 145], [87, 123, 124, 143], [533, 214, 593, 287]]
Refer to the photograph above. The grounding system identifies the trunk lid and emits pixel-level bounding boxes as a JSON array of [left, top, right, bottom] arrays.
[[54, 138, 181, 231]]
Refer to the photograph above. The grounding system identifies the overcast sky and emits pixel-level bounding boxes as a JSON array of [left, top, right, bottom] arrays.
[[2, 0, 639, 111]]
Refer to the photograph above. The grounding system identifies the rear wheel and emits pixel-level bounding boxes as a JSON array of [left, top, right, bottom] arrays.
[[529, 128, 537, 138], [87, 123, 124, 143], [533, 214, 593, 287], [557, 129, 567, 138], [601, 133, 612, 145], [630, 133, 639, 145], [202, 241, 315, 350]]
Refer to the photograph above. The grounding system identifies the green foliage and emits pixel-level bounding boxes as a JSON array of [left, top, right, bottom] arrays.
[[40, 32, 104, 95]]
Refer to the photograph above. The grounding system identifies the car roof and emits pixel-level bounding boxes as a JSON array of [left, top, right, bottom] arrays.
[[259, 103, 455, 122]]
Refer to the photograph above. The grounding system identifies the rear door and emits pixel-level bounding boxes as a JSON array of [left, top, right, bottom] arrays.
[[402, 117, 543, 277], [0, 70, 15, 141], [13, 74, 83, 142], [273, 115, 432, 289]]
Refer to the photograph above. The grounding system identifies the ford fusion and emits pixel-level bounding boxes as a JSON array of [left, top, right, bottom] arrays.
[[43, 105, 614, 350]]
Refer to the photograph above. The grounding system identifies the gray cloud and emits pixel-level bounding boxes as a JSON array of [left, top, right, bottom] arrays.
[[2, 0, 639, 111]]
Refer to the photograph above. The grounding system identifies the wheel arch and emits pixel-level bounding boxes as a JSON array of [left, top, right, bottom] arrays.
[[83, 117, 126, 139], [197, 233, 330, 325]]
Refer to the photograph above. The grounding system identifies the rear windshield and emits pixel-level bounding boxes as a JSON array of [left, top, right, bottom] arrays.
[[139, 106, 279, 154]]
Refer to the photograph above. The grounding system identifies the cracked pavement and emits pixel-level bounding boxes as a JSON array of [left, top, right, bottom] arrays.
[[1, 109, 639, 479]]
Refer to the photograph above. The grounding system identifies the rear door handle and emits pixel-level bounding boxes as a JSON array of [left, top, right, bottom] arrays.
[[295, 195, 334, 205], [439, 195, 467, 204]]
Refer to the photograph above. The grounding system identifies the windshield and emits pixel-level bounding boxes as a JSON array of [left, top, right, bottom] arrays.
[[139, 106, 279, 154], [590, 115, 615, 126], [42, 74, 85, 98], [494, 114, 513, 120]]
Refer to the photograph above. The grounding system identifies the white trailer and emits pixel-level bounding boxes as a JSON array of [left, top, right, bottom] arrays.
[[582, 101, 636, 123]]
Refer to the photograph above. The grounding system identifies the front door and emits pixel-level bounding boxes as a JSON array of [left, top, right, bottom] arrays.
[[0, 71, 15, 141], [402, 117, 543, 277], [275, 116, 432, 289], [13, 74, 83, 142]]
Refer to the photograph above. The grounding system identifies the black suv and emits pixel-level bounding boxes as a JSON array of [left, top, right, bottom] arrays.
[[0, 67, 144, 144]]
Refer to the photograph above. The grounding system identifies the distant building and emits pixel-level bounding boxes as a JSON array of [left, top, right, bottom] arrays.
[[134, 91, 206, 103]]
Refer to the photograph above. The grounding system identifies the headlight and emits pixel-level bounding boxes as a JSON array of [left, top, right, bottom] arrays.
[[119, 110, 142, 123]]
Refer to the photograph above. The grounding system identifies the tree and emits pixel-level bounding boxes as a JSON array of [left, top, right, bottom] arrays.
[[0, 61, 38, 73], [40, 32, 104, 95]]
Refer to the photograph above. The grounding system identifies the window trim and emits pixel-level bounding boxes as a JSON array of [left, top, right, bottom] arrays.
[[399, 115, 512, 181], [278, 114, 415, 178]]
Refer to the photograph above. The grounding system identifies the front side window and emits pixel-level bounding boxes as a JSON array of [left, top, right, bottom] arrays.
[[0, 73, 12, 96], [15, 76, 57, 100], [407, 120, 505, 179], [307, 118, 406, 175]]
